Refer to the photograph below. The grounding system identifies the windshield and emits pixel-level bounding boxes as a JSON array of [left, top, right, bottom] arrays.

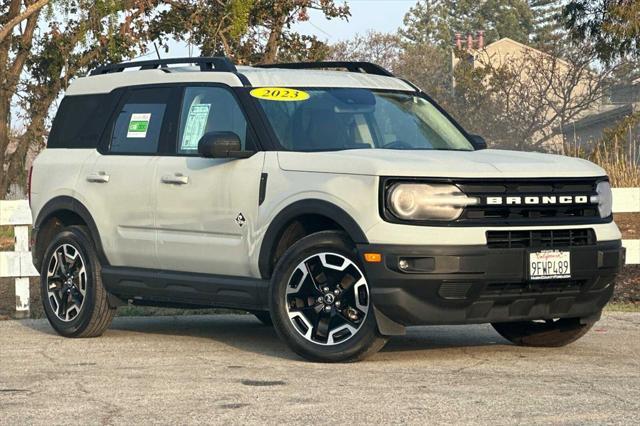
[[253, 88, 474, 152]]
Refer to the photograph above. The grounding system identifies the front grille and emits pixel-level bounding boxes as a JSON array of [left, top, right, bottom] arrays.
[[456, 178, 604, 225], [482, 280, 585, 296], [486, 229, 596, 249]]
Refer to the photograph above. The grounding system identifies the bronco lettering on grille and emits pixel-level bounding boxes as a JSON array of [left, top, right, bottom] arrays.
[[486, 195, 590, 205]]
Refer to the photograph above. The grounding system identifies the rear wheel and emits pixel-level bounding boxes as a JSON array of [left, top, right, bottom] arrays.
[[492, 317, 596, 347], [40, 226, 115, 338], [269, 231, 387, 362]]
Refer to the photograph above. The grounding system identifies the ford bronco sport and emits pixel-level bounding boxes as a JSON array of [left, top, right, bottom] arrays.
[[30, 57, 624, 362]]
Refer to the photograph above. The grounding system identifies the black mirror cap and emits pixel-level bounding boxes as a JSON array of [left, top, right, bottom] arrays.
[[469, 134, 487, 150], [197, 131, 254, 158]]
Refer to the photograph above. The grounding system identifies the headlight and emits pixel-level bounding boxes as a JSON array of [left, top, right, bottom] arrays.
[[591, 180, 612, 218], [387, 183, 479, 221]]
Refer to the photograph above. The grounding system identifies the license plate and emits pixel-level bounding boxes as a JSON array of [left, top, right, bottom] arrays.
[[529, 250, 571, 280]]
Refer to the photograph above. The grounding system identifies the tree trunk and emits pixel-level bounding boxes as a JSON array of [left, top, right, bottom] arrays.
[[0, 4, 40, 198], [262, 15, 286, 64], [0, 90, 12, 196]]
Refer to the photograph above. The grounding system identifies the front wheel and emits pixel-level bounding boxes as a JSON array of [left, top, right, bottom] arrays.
[[269, 231, 387, 362], [492, 317, 596, 347]]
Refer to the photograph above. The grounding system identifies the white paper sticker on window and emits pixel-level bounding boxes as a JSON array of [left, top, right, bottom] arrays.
[[181, 104, 211, 150], [127, 113, 151, 138]]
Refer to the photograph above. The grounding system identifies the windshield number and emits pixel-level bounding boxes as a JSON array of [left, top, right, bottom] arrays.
[[250, 87, 310, 102]]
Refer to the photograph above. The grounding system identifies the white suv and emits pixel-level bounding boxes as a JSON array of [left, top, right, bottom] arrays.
[[30, 58, 624, 362]]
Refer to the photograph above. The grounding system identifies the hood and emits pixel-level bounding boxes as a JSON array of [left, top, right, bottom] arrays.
[[277, 149, 606, 179]]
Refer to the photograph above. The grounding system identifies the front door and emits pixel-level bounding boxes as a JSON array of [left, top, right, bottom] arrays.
[[154, 86, 264, 276]]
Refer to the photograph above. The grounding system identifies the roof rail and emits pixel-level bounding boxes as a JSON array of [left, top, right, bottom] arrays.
[[254, 61, 394, 77], [89, 57, 237, 76]]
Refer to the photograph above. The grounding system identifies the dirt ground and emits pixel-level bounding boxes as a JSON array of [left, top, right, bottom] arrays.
[[1, 313, 639, 425]]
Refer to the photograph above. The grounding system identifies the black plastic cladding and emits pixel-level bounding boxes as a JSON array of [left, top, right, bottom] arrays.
[[379, 176, 613, 227]]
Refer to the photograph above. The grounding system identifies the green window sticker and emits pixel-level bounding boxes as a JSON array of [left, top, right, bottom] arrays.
[[181, 104, 211, 150], [127, 113, 151, 138]]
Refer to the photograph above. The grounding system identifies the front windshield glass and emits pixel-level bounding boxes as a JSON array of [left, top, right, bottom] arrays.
[[253, 88, 474, 152]]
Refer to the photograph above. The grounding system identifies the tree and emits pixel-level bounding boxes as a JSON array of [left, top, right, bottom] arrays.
[[529, 0, 565, 47], [450, 43, 615, 151], [0, 0, 45, 196], [327, 31, 402, 71], [150, 0, 350, 64], [400, 0, 535, 48], [399, 0, 450, 47], [0, 0, 159, 197], [563, 0, 640, 64]]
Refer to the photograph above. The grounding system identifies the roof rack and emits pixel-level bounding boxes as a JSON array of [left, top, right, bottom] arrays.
[[254, 61, 394, 77], [89, 56, 237, 76]]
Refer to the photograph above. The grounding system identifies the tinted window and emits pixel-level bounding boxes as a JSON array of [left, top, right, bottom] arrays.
[[48, 94, 114, 149], [177, 87, 252, 154], [110, 88, 172, 154], [255, 89, 473, 152]]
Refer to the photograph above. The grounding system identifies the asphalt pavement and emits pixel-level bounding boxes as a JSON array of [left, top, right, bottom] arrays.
[[1, 312, 639, 425]]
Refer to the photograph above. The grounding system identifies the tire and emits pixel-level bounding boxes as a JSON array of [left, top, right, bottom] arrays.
[[269, 231, 387, 362], [40, 225, 116, 338], [252, 311, 273, 326], [492, 317, 596, 347]]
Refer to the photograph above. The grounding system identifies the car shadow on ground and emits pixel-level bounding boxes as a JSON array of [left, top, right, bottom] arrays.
[[23, 314, 510, 362]]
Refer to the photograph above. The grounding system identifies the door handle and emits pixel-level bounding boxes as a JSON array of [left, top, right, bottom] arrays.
[[161, 174, 189, 185], [86, 172, 110, 183]]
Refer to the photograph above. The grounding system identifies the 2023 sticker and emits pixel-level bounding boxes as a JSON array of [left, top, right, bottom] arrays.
[[250, 87, 310, 101]]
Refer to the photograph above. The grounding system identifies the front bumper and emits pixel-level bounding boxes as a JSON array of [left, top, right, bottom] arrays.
[[357, 240, 624, 327]]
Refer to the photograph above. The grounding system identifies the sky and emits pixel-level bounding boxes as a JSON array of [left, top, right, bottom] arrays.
[[163, 0, 416, 59]]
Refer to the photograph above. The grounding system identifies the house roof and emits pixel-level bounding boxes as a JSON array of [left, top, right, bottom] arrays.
[[561, 103, 636, 133]]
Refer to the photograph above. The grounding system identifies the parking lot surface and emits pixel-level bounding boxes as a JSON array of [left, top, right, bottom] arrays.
[[1, 312, 639, 425]]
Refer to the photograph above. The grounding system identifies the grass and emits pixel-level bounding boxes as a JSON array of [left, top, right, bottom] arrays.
[[0, 226, 14, 251], [605, 303, 640, 313], [0, 226, 13, 239], [565, 134, 640, 187]]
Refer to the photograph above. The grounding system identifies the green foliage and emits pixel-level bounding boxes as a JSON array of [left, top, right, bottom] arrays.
[[529, 0, 566, 47], [400, 0, 535, 47], [563, 0, 640, 64], [150, 0, 349, 63]]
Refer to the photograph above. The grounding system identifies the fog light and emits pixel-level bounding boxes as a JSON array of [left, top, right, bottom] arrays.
[[398, 259, 410, 270]]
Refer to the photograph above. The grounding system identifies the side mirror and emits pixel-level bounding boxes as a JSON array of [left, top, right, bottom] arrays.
[[469, 134, 487, 150], [197, 132, 254, 159]]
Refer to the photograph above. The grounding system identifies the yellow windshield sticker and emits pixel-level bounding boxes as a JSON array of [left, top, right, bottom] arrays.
[[250, 87, 310, 101]]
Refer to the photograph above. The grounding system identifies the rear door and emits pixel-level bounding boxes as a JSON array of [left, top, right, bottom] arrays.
[[79, 86, 179, 269], [154, 85, 265, 276]]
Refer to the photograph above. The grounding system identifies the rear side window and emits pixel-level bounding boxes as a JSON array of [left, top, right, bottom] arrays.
[[109, 88, 172, 154], [48, 94, 112, 149]]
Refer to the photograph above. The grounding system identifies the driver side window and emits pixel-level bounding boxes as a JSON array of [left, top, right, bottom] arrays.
[[177, 86, 253, 155]]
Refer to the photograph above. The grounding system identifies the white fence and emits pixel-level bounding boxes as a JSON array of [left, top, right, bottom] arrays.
[[1, 189, 639, 316], [0, 200, 38, 316]]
